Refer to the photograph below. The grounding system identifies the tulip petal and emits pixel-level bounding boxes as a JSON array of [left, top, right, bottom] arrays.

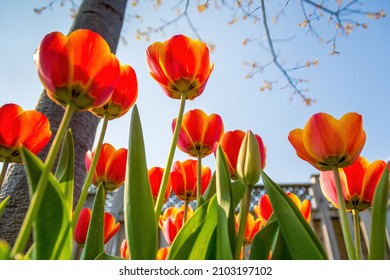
[[288, 128, 319, 168], [21, 110, 52, 154], [0, 104, 24, 147], [339, 112, 366, 165], [361, 160, 387, 205], [105, 148, 128, 189]]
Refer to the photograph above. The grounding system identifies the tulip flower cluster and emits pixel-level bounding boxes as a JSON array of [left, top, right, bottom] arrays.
[[0, 29, 388, 262]]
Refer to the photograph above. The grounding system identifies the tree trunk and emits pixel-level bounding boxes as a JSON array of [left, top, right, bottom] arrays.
[[0, 0, 128, 246]]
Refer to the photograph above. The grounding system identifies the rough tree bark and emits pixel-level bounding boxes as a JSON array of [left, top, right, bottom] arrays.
[[0, 0, 128, 246]]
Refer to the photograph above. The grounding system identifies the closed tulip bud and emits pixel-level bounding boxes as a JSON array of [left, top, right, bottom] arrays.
[[236, 130, 265, 186]]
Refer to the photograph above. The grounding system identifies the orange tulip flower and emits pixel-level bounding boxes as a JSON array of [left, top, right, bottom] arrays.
[[120, 239, 170, 260], [85, 143, 127, 191], [216, 130, 266, 181], [149, 166, 171, 203], [73, 208, 120, 247], [35, 29, 120, 110], [288, 112, 366, 171], [0, 103, 51, 163], [254, 193, 311, 224], [146, 34, 214, 100], [160, 206, 193, 245], [91, 64, 138, 120], [120, 239, 129, 259], [159, 205, 194, 230], [170, 159, 211, 201], [156, 247, 170, 260], [173, 109, 224, 158], [235, 213, 262, 246], [320, 156, 387, 211]]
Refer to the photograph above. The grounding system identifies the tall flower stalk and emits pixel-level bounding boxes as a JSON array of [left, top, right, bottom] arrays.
[[154, 92, 187, 220], [331, 166, 356, 260], [146, 34, 214, 221]]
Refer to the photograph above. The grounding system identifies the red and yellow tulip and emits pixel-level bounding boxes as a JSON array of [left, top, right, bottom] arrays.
[[156, 247, 170, 260], [170, 159, 211, 201], [120, 239, 129, 259], [35, 29, 120, 110], [73, 207, 120, 247], [85, 143, 127, 191], [320, 156, 387, 211], [159, 206, 193, 245], [91, 64, 138, 120], [146, 34, 214, 100], [237, 213, 263, 246], [288, 112, 366, 171], [173, 109, 224, 158], [120, 239, 170, 260], [0, 103, 51, 163], [254, 193, 311, 224]]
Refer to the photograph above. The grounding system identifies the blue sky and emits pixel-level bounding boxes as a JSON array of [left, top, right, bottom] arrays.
[[1, 0, 389, 184]]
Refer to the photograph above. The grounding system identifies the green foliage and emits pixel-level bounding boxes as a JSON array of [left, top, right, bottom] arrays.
[[22, 143, 73, 260], [215, 145, 235, 259], [81, 184, 106, 260], [124, 105, 157, 260], [261, 171, 327, 260], [0, 196, 10, 218], [369, 165, 389, 260]]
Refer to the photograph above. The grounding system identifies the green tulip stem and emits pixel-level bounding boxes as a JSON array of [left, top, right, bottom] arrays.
[[11, 102, 76, 256], [196, 152, 202, 209], [0, 158, 10, 190], [72, 114, 110, 229], [183, 199, 190, 225], [332, 166, 356, 260], [352, 208, 362, 260], [234, 185, 253, 260], [154, 92, 187, 221]]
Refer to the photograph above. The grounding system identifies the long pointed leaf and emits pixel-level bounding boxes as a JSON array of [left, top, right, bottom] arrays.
[[55, 129, 74, 210], [52, 129, 74, 259], [168, 199, 211, 260], [125, 105, 157, 260], [215, 145, 234, 259], [21, 147, 70, 260], [262, 171, 327, 260], [369, 164, 389, 260], [81, 184, 105, 260], [0, 196, 10, 218], [249, 221, 279, 260], [188, 197, 218, 260], [95, 252, 124, 260]]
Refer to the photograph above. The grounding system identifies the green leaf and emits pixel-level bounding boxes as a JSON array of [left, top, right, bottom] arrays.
[[202, 171, 216, 202], [369, 164, 389, 260], [124, 105, 157, 260], [0, 196, 10, 218], [188, 198, 218, 260], [168, 199, 211, 260], [250, 221, 278, 260], [55, 129, 74, 209], [52, 129, 74, 259], [21, 147, 71, 260], [231, 180, 246, 208], [261, 171, 327, 260], [95, 252, 125, 260], [215, 145, 235, 259], [0, 240, 11, 260], [81, 184, 106, 260]]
